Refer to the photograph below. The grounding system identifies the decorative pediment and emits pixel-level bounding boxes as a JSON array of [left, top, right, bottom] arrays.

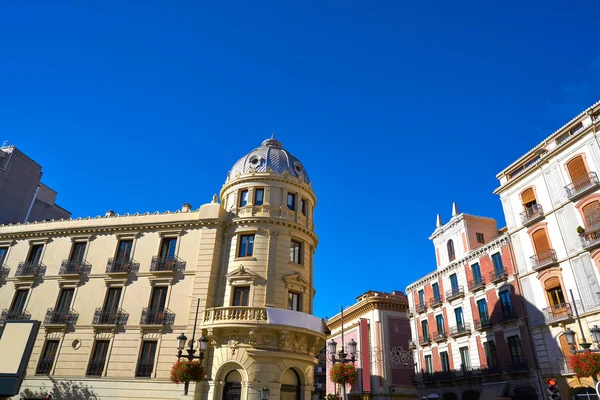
[[227, 265, 260, 284], [283, 272, 309, 293]]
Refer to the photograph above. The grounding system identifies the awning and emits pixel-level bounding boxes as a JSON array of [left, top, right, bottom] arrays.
[[480, 382, 508, 399]]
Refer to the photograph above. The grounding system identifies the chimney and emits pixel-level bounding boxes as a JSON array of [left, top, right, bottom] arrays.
[[105, 210, 115, 217], [182, 203, 192, 213]]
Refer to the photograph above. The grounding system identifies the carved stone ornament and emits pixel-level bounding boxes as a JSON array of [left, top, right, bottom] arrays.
[[248, 329, 258, 345], [262, 335, 274, 345], [207, 328, 219, 346], [291, 333, 305, 352], [228, 330, 240, 355], [278, 329, 290, 349]]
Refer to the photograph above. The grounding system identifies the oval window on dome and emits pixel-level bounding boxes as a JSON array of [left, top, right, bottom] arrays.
[[293, 162, 303, 173]]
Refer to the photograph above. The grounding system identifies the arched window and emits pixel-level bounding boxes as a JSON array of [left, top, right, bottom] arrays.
[[567, 155, 589, 189], [521, 188, 541, 218], [583, 201, 600, 230], [447, 240, 455, 262], [545, 277, 566, 309], [531, 228, 550, 256]]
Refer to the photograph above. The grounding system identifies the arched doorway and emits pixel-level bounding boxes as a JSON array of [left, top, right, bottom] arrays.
[[281, 368, 301, 400], [462, 390, 479, 400], [223, 370, 242, 400]]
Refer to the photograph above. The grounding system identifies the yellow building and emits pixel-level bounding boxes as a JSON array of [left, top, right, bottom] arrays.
[[0, 138, 325, 400]]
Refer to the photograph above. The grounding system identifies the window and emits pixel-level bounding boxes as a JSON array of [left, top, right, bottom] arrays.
[[10, 289, 28, 314], [300, 198, 306, 215], [459, 346, 470, 371], [287, 193, 296, 210], [435, 314, 444, 334], [499, 290, 513, 316], [150, 286, 168, 312], [0, 247, 8, 265], [532, 229, 550, 257], [421, 320, 429, 340], [290, 240, 302, 264], [507, 335, 524, 365], [418, 290, 425, 307], [54, 288, 74, 321], [233, 286, 250, 306], [254, 189, 264, 206], [521, 187, 538, 211], [288, 292, 302, 311], [447, 240, 455, 261], [238, 234, 255, 257], [136, 341, 157, 378], [567, 155, 589, 185], [115, 239, 133, 262], [239, 190, 248, 207], [491, 253, 504, 275], [87, 340, 109, 376], [432, 283, 440, 302], [471, 263, 482, 284], [454, 307, 464, 329], [477, 299, 489, 323], [424, 355, 433, 374], [546, 277, 566, 309], [476, 233, 485, 244], [101, 287, 122, 323], [69, 242, 87, 264], [440, 351, 450, 372], [36, 340, 59, 375], [484, 341, 498, 369], [27, 244, 44, 264], [449, 273, 458, 291], [583, 201, 600, 230]]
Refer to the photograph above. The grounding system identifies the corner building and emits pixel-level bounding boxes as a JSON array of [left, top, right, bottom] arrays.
[[0, 138, 325, 400], [405, 205, 541, 400]]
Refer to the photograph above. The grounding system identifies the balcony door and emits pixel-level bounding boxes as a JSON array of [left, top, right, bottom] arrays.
[[104, 288, 121, 318], [583, 201, 600, 231], [567, 155, 589, 187], [471, 263, 482, 284], [115, 240, 133, 262], [454, 307, 464, 329], [27, 244, 44, 264], [70, 242, 87, 264], [432, 283, 440, 301], [159, 238, 177, 262], [56, 289, 74, 316], [477, 299, 489, 323], [10, 289, 28, 314], [436, 314, 444, 334], [532, 228, 551, 258], [545, 278, 568, 318], [450, 274, 459, 292], [521, 188, 538, 212]]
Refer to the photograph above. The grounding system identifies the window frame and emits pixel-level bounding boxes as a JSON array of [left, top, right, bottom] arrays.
[[484, 341, 498, 369], [0, 246, 9, 265], [424, 355, 433, 374], [507, 335, 524, 365], [288, 291, 302, 312], [435, 314, 444, 334], [447, 239, 455, 261], [254, 188, 264, 206], [239, 189, 249, 207], [87, 340, 110, 377], [232, 286, 250, 306], [136, 340, 158, 378], [459, 346, 471, 371], [440, 351, 450, 372], [287, 192, 296, 211], [476, 233, 485, 244], [290, 239, 303, 265], [36, 340, 60, 375], [27, 244, 44, 264], [10, 289, 29, 313], [237, 234, 255, 258]]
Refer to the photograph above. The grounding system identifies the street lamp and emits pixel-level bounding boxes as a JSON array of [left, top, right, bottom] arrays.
[[175, 298, 209, 395], [563, 290, 600, 354], [260, 387, 270, 400], [328, 307, 357, 400]]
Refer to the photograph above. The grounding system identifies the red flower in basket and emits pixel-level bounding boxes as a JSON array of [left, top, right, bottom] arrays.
[[570, 352, 600, 379], [170, 360, 205, 384], [329, 363, 357, 386]]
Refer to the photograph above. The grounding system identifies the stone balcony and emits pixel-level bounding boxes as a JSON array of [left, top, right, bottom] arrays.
[[565, 172, 600, 200]]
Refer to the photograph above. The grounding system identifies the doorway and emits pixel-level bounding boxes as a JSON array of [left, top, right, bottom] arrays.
[[222, 370, 242, 400], [281, 368, 301, 400]]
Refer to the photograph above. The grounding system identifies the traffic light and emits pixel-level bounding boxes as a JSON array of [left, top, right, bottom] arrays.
[[547, 378, 560, 400], [45, 395, 52, 400]]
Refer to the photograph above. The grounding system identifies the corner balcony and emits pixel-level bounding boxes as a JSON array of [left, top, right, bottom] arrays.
[[520, 204, 544, 226], [489, 268, 508, 283], [445, 286, 464, 301], [59, 259, 91, 277], [467, 277, 486, 292], [530, 249, 558, 271], [416, 302, 427, 314], [449, 323, 471, 338], [543, 303, 573, 324], [581, 228, 600, 251], [43, 308, 79, 327], [92, 308, 128, 327], [15, 262, 44, 280], [0, 309, 31, 322], [140, 307, 175, 326], [106, 258, 139, 275], [418, 335, 431, 346], [474, 316, 492, 331], [429, 296, 442, 308], [150, 256, 186, 274], [565, 172, 600, 200], [432, 331, 447, 343]]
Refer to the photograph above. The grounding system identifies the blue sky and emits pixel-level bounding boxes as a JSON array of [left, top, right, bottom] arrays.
[[1, 1, 600, 318]]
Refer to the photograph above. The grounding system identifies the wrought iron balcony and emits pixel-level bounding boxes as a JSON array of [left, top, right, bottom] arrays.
[[445, 286, 464, 301], [503, 361, 528, 374], [15, 262, 43, 277], [140, 308, 175, 326], [418, 335, 431, 346], [581, 228, 600, 250], [467, 277, 486, 292], [449, 323, 471, 338], [558, 358, 574, 375], [150, 256, 186, 273], [135, 361, 154, 378], [499, 310, 517, 323], [530, 249, 558, 271], [0, 266, 8, 280], [474, 316, 492, 330], [86, 360, 105, 376], [489, 268, 508, 283], [59, 259, 91, 276], [565, 172, 600, 199], [44, 308, 78, 326], [106, 258, 139, 274], [429, 296, 442, 308], [0, 309, 31, 322], [36, 358, 54, 375], [520, 204, 544, 226], [92, 308, 128, 325], [543, 303, 573, 324], [432, 331, 447, 342], [416, 302, 427, 313]]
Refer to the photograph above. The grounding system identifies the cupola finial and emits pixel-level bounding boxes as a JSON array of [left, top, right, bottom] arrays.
[[436, 214, 443, 228], [452, 202, 459, 217]]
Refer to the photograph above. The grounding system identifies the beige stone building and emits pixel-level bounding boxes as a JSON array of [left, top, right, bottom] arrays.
[[0, 138, 325, 400]]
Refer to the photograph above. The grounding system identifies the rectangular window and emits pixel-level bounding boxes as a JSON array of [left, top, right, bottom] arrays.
[[288, 292, 302, 311], [432, 283, 440, 301], [287, 193, 296, 210], [499, 290, 513, 316], [459, 346, 470, 371], [477, 299, 489, 323], [492, 252, 504, 275], [239, 190, 248, 207], [36, 340, 59, 375], [476, 233, 485, 244], [87, 340, 110, 376], [440, 351, 450, 372], [484, 341, 498, 369], [300, 198, 306, 215], [418, 290, 425, 307], [435, 314, 444, 334], [454, 307, 464, 328], [10, 289, 29, 314], [27, 244, 44, 264], [0, 247, 8, 265], [159, 237, 177, 261], [450, 274, 458, 291], [103, 287, 122, 314], [471, 263, 482, 283], [69, 242, 87, 263], [238, 234, 255, 257], [233, 286, 250, 306], [136, 341, 157, 378], [290, 240, 302, 264], [150, 286, 168, 312], [424, 355, 433, 374], [56, 288, 74, 314], [254, 189, 264, 206], [421, 320, 429, 340], [507, 335, 524, 365], [115, 240, 133, 261]]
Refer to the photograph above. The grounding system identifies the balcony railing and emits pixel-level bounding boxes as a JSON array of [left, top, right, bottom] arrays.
[[445, 286, 464, 301], [86, 360, 105, 376], [140, 308, 175, 326], [418, 335, 431, 346], [503, 361, 528, 373], [467, 277, 485, 292], [416, 302, 427, 313], [449, 323, 471, 338], [530, 249, 558, 271], [558, 358, 574, 375], [474, 316, 492, 330], [0, 309, 31, 322], [0, 266, 9, 279], [499, 310, 517, 323], [59, 259, 91, 276], [581, 228, 600, 250], [15, 261, 43, 277], [36, 358, 54, 375], [432, 331, 447, 342], [520, 204, 544, 226], [489, 268, 508, 283], [565, 172, 600, 199], [106, 258, 139, 274], [92, 308, 128, 325], [150, 256, 186, 273], [203, 306, 267, 323], [429, 296, 442, 308], [44, 308, 78, 326], [543, 303, 573, 324], [135, 361, 154, 378]]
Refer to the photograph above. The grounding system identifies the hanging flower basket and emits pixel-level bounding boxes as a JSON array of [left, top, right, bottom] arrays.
[[570, 352, 600, 378], [329, 363, 357, 386], [170, 360, 205, 384]]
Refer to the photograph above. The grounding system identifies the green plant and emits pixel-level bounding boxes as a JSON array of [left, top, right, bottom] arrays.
[[170, 360, 205, 384], [570, 352, 600, 378], [577, 226, 586, 235], [329, 363, 357, 386]]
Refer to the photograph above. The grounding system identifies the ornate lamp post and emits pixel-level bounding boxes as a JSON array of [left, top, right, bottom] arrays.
[[175, 298, 209, 395], [260, 387, 270, 400], [328, 306, 357, 400]]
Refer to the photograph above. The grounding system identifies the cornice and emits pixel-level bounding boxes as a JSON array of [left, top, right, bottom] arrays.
[[405, 234, 510, 292], [220, 172, 317, 205], [326, 296, 408, 331], [226, 218, 319, 245]]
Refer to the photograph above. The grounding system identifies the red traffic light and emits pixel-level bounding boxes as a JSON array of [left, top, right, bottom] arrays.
[[45, 395, 52, 400], [547, 378, 557, 386]]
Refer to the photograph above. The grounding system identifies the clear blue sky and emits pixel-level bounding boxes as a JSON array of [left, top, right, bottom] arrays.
[[2, 1, 600, 318]]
